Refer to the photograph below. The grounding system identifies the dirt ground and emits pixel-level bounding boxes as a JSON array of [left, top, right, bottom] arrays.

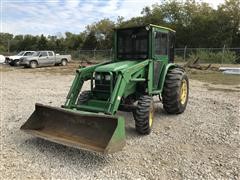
[[0, 63, 239, 179]]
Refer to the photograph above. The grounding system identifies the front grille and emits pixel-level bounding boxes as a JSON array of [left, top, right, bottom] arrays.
[[94, 72, 112, 93]]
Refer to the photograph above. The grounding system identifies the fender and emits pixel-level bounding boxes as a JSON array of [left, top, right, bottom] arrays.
[[158, 63, 178, 94]]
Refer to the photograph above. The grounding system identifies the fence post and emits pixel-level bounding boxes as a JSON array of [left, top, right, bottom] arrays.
[[222, 45, 225, 64], [93, 48, 96, 59], [110, 48, 113, 59], [184, 45, 187, 61], [79, 50, 81, 61]]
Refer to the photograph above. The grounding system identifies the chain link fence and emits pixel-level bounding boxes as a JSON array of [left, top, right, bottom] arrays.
[[1, 48, 240, 64], [175, 47, 240, 64], [56, 49, 114, 62]]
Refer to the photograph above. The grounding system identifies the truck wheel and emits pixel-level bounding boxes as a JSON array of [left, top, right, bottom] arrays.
[[29, 61, 38, 68], [9, 61, 14, 66], [13, 60, 19, 66], [133, 95, 154, 135], [162, 67, 189, 114], [77, 91, 91, 104], [61, 59, 67, 66]]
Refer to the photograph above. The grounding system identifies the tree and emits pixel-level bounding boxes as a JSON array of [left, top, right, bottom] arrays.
[[82, 31, 98, 50], [85, 19, 115, 49], [64, 32, 84, 50], [37, 35, 47, 50], [0, 33, 13, 52], [218, 0, 240, 47]]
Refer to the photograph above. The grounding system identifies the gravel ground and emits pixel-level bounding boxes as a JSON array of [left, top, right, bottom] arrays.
[[1, 65, 240, 179]]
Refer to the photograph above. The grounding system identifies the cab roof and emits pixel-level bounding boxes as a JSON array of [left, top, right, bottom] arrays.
[[115, 24, 176, 33]]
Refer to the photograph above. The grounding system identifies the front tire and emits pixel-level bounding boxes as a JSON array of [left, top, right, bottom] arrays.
[[29, 61, 38, 68], [77, 91, 91, 104], [13, 60, 19, 66], [133, 95, 154, 135], [9, 61, 15, 66], [162, 67, 189, 114]]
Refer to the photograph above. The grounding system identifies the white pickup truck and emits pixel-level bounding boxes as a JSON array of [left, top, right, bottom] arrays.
[[19, 51, 71, 68], [6, 51, 35, 66]]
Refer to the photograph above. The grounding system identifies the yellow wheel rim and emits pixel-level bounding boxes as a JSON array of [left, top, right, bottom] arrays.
[[149, 104, 154, 127], [180, 79, 188, 105]]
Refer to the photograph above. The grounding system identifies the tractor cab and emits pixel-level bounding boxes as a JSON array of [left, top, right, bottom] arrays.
[[115, 24, 175, 62]]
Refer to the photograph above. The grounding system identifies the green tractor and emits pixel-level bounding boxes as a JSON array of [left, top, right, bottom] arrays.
[[21, 24, 189, 154]]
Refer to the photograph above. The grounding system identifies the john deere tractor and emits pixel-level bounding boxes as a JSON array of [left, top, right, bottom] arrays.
[[21, 24, 189, 154]]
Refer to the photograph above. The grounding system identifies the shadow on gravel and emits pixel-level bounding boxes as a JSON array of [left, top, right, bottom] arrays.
[[116, 111, 140, 139], [117, 102, 169, 140]]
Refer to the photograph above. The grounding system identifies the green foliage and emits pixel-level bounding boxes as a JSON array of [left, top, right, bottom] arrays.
[[37, 35, 47, 50], [85, 18, 115, 49], [189, 49, 237, 64], [64, 32, 84, 50], [174, 55, 185, 62], [82, 31, 98, 50], [0, 44, 7, 52]]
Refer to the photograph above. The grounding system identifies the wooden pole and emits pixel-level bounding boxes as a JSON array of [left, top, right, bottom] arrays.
[[184, 45, 187, 61]]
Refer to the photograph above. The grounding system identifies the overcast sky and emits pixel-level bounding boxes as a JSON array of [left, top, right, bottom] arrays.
[[0, 0, 225, 36]]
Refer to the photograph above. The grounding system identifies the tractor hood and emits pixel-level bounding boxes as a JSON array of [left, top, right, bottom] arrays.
[[95, 61, 139, 72]]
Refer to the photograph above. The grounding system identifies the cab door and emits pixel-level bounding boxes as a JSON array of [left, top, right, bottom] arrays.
[[152, 29, 169, 90], [38, 51, 49, 66], [47, 51, 55, 65]]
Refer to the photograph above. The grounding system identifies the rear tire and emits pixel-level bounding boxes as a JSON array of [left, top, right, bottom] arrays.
[[29, 61, 38, 68], [61, 59, 67, 66], [162, 67, 189, 114], [77, 91, 91, 104], [133, 95, 154, 135]]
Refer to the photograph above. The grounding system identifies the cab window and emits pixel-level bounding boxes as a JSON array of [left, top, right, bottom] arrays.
[[48, 52, 53, 56], [155, 32, 168, 55], [40, 52, 48, 57], [24, 52, 34, 56]]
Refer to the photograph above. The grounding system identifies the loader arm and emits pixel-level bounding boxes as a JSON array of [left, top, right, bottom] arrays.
[[108, 60, 150, 114], [64, 62, 109, 107]]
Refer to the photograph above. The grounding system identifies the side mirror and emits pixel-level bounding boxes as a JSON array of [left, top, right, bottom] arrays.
[[39, 54, 42, 57]]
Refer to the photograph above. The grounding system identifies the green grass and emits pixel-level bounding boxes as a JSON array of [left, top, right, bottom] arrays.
[[2, 63, 240, 87], [188, 69, 240, 85]]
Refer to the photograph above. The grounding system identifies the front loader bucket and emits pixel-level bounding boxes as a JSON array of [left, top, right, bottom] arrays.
[[20, 104, 125, 154]]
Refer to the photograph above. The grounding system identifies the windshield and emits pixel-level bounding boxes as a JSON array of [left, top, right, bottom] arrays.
[[17, 51, 25, 56], [117, 27, 148, 60], [32, 52, 41, 56]]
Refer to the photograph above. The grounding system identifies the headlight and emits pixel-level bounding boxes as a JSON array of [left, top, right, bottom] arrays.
[[105, 75, 111, 81], [95, 74, 101, 80]]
